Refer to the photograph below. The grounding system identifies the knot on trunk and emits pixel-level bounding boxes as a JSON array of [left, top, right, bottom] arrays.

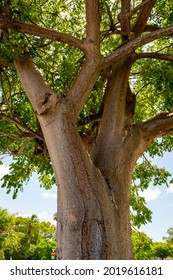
[[37, 92, 61, 115]]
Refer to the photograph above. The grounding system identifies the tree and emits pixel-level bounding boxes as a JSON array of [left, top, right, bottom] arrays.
[[0, 208, 56, 260], [132, 230, 153, 260], [0, 207, 17, 259], [163, 227, 173, 243], [1, 0, 173, 259], [151, 242, 173, 260]]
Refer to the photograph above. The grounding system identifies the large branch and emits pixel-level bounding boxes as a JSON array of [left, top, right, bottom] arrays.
[[141, 112, 173, 144], [119, 0, 131, 37], [135, 52, 173, 62], [125, 112, 173, 163], [104, 24, 173, 68], [132, 0, 156, 36], [67, 55, 103, 117], [130, 0, 154, 17], [0, 17, 86, 52], [85, 0, 100, 49], [66, 1, 102, 117], [14, 54, 62, 116]]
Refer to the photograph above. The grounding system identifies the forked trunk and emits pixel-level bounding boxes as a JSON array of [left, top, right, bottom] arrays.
[[15, 55, 135, 259], [38, 101, 134, 259]]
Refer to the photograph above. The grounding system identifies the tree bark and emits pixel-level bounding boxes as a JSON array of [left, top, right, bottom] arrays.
[[14, 55, 136, 259]]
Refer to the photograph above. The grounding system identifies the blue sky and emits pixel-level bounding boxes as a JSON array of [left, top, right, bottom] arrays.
[[0, 156, 57, 225], [0, 153, 173, 241]]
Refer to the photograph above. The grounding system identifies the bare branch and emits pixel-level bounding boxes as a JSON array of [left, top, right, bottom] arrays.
[[141, 112, 173, 143], [0, 112, 43, 140], [78, 111, 102, 127], [13, 137, 31, 156], [143, 24, 160, 32], [14, 54, 62, 116], [119, 0, 131, 37], [135, 52, 173, 62], [67, 55, 103, 116], [104, 24, 173, 68], [130, 0, 155, 17], [106, 4, 115, 32], [101, 26, 121, 36], [85, 0, 100, 49], [132, 0, 156, 36], [0, 132, 20, 139], [0, 17, 86, 52], [100, 23, 160, 39]]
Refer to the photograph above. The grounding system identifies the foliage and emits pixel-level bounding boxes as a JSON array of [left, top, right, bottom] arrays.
[[0, 208, 56, 260], [1, 207, 173, 260], [132, 230, 153, 260], [132, 228, 173, 260], [151, 242, 173, 260], [163, 227, 173, 243]]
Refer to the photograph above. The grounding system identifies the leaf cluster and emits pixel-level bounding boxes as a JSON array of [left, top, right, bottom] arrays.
[[130, 155, 171, 228], [132, 228, 173, 260]]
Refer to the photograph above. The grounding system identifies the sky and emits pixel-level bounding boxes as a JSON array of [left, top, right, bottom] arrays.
[[0, 153, 173, 242], [0, 156, 57, 225]]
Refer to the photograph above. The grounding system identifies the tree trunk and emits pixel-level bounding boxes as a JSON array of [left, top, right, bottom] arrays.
[[15, 53, 173, 259], [38, 100, 134, 259], [14, 55, 135, 260]]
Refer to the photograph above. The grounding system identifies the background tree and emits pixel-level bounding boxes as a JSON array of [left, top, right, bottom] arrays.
[[0, 207, 17, 259], [132, 230, 153, 260], [163, 227, 173, 243], [1, 0, 173, 259], [0, 208, 56, 260], [151, 242, 173, 260]]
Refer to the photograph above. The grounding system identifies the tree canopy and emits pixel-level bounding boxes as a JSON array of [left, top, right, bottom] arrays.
[[1, 0, 173, 259]]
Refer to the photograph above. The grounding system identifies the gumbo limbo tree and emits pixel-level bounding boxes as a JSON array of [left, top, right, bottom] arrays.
[[1, 0, 173, 259]]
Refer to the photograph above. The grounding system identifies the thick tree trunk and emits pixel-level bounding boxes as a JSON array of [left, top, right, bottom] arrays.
[[14, 55, 135, 260], [38, 101, 133, 259]]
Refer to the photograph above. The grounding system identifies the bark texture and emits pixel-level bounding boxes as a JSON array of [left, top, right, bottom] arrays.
[[15, 55, 135, 259]]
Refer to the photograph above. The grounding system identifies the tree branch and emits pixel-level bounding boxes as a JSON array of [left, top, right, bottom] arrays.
[[135, 52, 173, 62], [67, 55, 103, 117], [104, 24, 173, 68], [85, 0, 100, 49], [106, 4, 115, 32], [130, 0, 155, 18], [0, 112, 43, 140], [13, 137, 31, 156], [0, 132, 21, 139], [141, 112, 173, 144], [78, 111, 102, 127], [143, 24, 160, 32], [119, 0, 131, 38], [65, 0, 103, 117], [0, 56, 11, 68], [0, 17, 86, 52], [132, 0, 156, 37], [14, 54, 63, 116]]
